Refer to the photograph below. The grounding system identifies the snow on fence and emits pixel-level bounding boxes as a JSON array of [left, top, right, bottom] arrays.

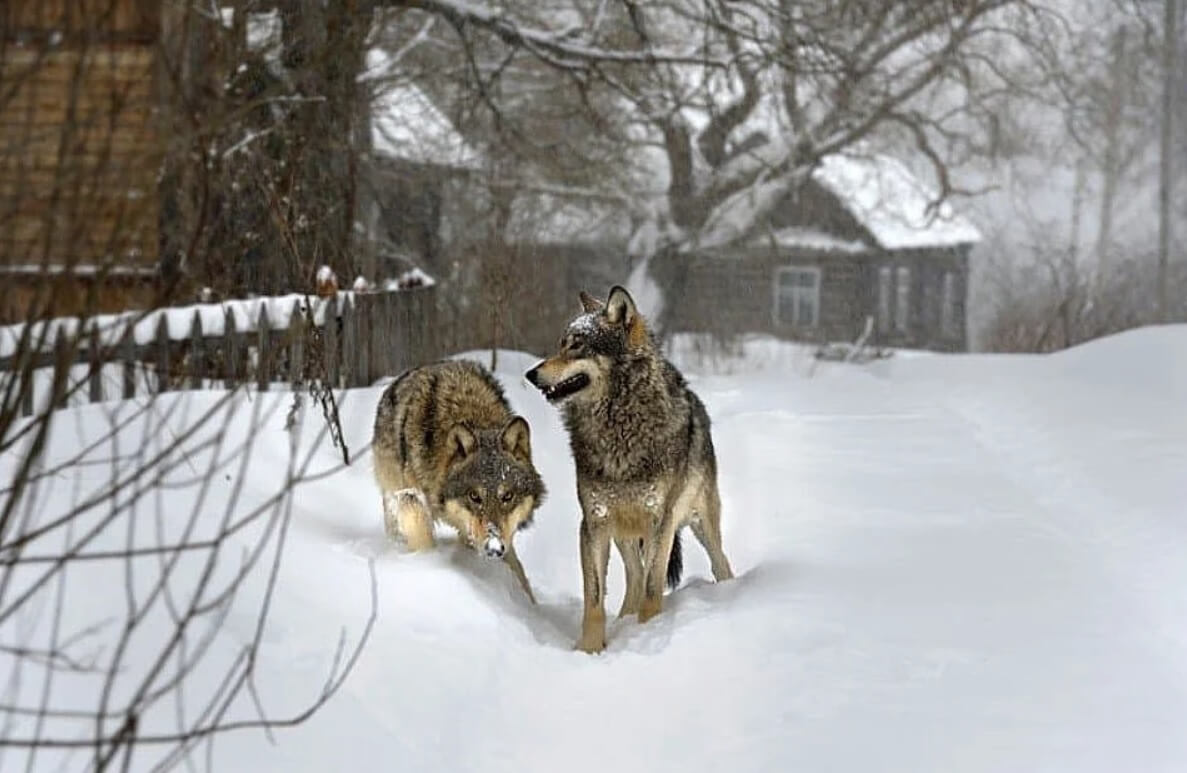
[[0, 286, 439, 416]]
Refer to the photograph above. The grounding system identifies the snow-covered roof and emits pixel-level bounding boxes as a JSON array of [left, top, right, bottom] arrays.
[[692, 149, 982, 255], [363, 49, 483, 171], [747, 227, 867, 254], [812, 153, 982, 250]]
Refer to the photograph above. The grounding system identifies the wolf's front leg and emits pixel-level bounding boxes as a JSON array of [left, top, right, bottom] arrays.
[[615, 536, 644, 618], [576, 516, 611, 653], [385, 489, 435, 551], [639, 512, 679, 623]]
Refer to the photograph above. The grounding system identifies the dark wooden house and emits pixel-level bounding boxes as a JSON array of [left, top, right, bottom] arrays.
[[500, 191, 632, 354], [1, 0, 161, 323], [668, 153, 981, 352]]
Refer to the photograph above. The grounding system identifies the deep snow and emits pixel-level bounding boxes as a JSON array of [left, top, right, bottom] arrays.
[[3, 326, 1186, 772]]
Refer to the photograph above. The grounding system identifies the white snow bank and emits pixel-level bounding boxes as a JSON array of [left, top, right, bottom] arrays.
[[4, 326, 1186, 772]]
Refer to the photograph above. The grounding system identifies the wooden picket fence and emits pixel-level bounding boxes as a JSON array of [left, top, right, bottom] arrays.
[[1, 286, 441, 416]]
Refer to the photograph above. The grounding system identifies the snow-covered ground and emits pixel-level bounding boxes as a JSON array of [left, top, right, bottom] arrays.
[[3, 326, 1186, 772]]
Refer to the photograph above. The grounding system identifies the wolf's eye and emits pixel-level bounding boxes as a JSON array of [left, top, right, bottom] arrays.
[[500, 490, 514, 504], [468, 491, 482, 505]]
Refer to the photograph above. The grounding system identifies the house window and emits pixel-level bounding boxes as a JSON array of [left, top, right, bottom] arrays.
[[774, 266, 821, 328], [877, 267, 892, 332], [894, 266, 911, 333], [940, 271, 959, 338]]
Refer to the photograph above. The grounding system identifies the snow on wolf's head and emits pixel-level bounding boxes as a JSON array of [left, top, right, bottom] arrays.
[[439, 417, 545, 558], [524, 285, 654, 405]]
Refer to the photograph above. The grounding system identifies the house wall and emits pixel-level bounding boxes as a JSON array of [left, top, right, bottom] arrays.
[[867, 247, 969, 352], [430, 239, 629, 358], [670, 244, 972, 352], [1, 0, 161, 322], [1, 0, 160, 268], [505, 242, 630, 356], [671, 248, 870, 344]]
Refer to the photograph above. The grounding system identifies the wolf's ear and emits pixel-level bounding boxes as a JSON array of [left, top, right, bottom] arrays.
[[500, 416, 532, 465], [605, 285, 636, 326], [579, 291, 603, 313], [445, 424, 478, 468]]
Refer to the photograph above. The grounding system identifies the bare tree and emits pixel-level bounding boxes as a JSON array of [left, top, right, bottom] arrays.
[[1, 2, 377, 769]]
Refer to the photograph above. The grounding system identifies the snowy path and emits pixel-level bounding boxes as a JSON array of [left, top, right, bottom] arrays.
[[211, 333, 1187, 772]]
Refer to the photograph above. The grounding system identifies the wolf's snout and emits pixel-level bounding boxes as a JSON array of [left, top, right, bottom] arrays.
[[524, 365, 541, 387], [483, 534, 505, 558]]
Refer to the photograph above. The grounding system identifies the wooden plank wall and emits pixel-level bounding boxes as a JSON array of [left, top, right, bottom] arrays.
[[1, 0, 160, 270]]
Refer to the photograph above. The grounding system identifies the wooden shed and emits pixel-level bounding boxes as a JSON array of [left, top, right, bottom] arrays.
[[1, 0, 161, 322], [667, 153, 981, 353]]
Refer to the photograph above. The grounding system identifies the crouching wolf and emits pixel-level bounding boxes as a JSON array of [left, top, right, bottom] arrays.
[[372, 360, 546, 602], [526, 286, 733, 653]]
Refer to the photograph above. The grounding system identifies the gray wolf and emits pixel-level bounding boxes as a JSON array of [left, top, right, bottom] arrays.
[[372, 359, 546, 602], [525, 286, 733, 653]]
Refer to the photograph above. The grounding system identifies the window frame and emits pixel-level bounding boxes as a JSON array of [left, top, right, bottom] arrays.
[[894, 266, 911, 333], [877, 266, 892, 333], [940, 270, 960, 339], [772, 265, 823, 330]]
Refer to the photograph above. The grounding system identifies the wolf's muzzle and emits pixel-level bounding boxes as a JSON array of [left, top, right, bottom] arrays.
[[483, 523, 505, 558]]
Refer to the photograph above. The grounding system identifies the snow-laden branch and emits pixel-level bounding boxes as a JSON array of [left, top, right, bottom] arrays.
[[399, 0, 725, 68]]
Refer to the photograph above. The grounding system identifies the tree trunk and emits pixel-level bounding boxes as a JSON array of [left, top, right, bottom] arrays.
[[279, 0, 371, 291], [1159, 0, 1180, 323], [1095, 28, 1127, 282]]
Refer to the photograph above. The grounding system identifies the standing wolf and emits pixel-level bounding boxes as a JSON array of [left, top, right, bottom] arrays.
[[372, 360, 546, 602], [525, 286, 733, 653]]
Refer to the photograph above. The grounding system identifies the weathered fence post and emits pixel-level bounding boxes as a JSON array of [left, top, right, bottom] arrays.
[[424, 286, 441, 363], [383, 290, 398, 377], [289, 299, 304, 391], [411, 290, 425, 366], [356, 295, 370, 387], [88, 323, 103, 404], [188, 311, 205, 389], [19, 346, 34, 416], [51, 329, 70, 410], [121, 322, 135, 400], [324, 296, 340, 390], [341, 295, 357, 388], [224, 307, 239, 390], [393, 291, 411, 376], [155, 314, 170, 393], [257, 303, 271, 392], [368, 293, 381, 380]]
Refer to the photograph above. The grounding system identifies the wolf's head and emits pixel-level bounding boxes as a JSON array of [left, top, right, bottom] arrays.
[[439, 416, 545, 558], [525, 285, 650, 405]]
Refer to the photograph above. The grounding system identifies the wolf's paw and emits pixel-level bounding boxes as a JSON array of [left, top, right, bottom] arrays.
[[390, 488, 428, 509], [574, 634, 606, 655], [638, 597, 662, 623]]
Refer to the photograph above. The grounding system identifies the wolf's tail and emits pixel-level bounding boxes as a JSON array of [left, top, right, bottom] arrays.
[[666, 530, 684, 590]]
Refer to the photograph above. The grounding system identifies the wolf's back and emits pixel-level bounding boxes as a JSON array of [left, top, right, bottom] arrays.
[[373, 359, 512, 475]]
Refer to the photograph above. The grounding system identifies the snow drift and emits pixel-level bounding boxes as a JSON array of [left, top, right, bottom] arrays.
[[3, 327, 1185, 772]]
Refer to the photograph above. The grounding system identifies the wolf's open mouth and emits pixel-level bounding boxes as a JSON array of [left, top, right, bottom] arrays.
[[541, 372, 590, 402]]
